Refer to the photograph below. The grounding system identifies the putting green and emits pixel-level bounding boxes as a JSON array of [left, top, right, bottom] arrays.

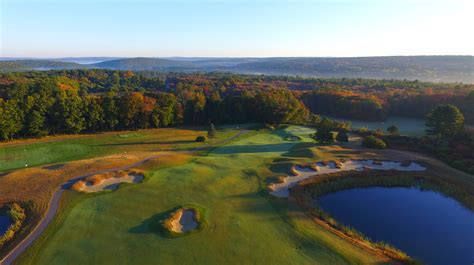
[[16, 126, 384, 265]]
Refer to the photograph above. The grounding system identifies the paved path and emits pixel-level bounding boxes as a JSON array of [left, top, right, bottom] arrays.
[[0, 130, 249, 265]]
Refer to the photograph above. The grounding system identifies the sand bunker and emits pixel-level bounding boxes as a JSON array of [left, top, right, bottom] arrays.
[[269, 160, 426, 197], [72, 170, 144, 193], [169, 209, 199, 233]]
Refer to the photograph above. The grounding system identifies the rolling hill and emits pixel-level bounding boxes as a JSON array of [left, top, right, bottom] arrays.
[[0, 60, 86, 72], [1, 56, 473, 83]]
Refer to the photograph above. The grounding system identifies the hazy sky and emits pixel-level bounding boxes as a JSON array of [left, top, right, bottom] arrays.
[[1, 0, 473, 58]]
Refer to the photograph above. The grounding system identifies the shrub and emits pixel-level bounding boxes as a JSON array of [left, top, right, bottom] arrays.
[[336, 131, 349, 142], [313, 128, 334, 143], [387, 125, 400, 135], [362, 136, 387, 149], [356, 127, 369, 134], [195, 136, 206, 142], [264, 123, 276, 130], [0, 203, 26, 248]]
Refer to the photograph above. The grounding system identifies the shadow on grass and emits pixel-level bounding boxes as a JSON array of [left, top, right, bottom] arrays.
[[128, 208, 178, 236], [0, 172, 11, 178], [281, 142, 319, 159], [212, 143, 295, 154], [42, 164, 65, 170]]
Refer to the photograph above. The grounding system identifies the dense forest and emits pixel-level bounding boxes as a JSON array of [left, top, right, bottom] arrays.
[[0, 70, 473, 141], [0, 70, 311, 140]]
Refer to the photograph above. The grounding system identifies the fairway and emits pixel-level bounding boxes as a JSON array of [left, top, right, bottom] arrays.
[[15, 126, 384, 265], [0, 128, 227, 172]]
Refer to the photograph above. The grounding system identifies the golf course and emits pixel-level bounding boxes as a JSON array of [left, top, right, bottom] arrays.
[[0, 125, 388, 264], [2, 1, 474, 263], [1, 123, 473, 265]]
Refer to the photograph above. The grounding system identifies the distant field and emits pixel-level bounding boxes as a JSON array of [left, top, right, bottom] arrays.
[[0, 127, 241, 173], [15, 126, 384, 265]]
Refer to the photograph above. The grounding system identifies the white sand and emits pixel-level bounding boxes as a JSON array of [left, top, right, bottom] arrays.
[[170, 209, 198, 233], [79, 174, 144, 193], [270, 160, 426, 198]]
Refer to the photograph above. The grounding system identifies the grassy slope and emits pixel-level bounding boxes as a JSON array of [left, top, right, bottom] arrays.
[[15, 126, 384, 265], [0, 127, 239, 172], [0, 127, 245, 260]]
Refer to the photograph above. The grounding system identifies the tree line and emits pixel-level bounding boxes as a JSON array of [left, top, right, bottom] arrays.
[[0, 73, 312, 140], [1, 70, 473, 140]]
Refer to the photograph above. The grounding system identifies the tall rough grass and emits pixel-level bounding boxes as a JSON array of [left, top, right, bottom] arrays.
[[0, 202, 26, 248]]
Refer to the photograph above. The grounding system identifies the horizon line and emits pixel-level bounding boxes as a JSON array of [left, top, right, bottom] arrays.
[[1, 54, 473, 60]]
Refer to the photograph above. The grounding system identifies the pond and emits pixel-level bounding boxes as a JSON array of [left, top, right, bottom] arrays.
[[0, 214, 12, 236], [327, 116, 426, 136], [317, 187, 474, 265]]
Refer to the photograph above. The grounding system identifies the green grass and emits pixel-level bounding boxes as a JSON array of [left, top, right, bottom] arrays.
[[15, 126, 384, 265], [0, 126, 244, 173]]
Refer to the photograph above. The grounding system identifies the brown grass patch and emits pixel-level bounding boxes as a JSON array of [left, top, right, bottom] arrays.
[[136, 152, 193, 171]]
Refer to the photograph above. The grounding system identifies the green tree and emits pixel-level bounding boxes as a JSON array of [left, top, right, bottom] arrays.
[[362, 136, 387, 149], [0, 99, 22, 140], [386, 125, 399, 135], [102, 91, 119, 130], [314, 128, 334, 143], [426, 104, 464, 138], [84, 95, 105, 132], [50, 90, 85, 134], [26, 110, 47, 137], [336, 130, 349, 142]]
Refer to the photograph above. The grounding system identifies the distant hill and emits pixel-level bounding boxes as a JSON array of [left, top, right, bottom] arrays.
[[52, 57, 123, 64], [0, 60, 86, 72], [229, 56, 474, 83], [92, 58, 197, 71], [1, 56, 473, 83]]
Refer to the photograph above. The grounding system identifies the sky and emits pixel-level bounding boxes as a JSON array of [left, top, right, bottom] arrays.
[[1, 0, 473, 58]]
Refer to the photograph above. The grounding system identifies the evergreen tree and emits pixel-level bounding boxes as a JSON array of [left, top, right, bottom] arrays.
[[426, 104, 464, 138]]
